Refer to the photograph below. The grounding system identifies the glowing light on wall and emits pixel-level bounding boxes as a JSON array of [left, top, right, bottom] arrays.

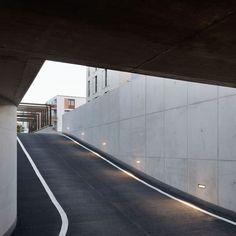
[[102, 142, 107, 146], [198, 184, 206, 189]]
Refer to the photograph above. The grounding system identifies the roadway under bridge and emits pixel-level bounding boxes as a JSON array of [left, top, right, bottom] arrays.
[[14, 133, 236, 236], [1, 1, 236, 235]]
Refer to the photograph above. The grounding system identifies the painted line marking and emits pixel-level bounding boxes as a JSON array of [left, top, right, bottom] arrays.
[[62, 134, 236, 226], [17, 137, 69, 236]]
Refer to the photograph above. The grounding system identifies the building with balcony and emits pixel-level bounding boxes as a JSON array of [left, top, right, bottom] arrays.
[[47, 95, 86, 131]]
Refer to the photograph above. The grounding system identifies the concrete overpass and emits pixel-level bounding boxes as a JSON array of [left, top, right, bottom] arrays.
[[1, 1, 236, 235]]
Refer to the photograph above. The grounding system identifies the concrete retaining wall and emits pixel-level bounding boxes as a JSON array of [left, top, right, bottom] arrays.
[[63, 75, 236, 212]]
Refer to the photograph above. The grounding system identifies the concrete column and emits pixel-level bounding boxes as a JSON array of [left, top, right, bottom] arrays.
[[0, 98, 17, 235]]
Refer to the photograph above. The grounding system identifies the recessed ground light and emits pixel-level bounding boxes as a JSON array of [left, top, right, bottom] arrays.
[[102, 142, 106, 146], [81, 132, 85, 136], [198, 184, 206, 189], [67, 127, 70, 130], [136, 160, 141, 164]]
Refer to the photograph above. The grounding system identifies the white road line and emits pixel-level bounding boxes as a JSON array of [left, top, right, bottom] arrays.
[[62, 134, 236, 226], [17, 137, 69, 236]]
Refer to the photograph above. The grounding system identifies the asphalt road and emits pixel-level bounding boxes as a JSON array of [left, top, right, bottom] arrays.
[[13, 133, 236, 236]]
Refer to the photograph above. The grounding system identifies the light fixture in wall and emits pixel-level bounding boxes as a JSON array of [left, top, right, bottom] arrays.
[[198, 184, 206, 189], [66, 127, 70, 131], [81, 132, 85, 136], [136, 160, 141, 164], [102, 142, 107, 146]]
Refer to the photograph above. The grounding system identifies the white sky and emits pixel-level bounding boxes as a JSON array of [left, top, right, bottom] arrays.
[[22, 60, 87, 104]]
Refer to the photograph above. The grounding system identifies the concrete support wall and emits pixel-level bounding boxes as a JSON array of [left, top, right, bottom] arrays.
[[63, 75, 236, 212], [0, 98, 17, 235]]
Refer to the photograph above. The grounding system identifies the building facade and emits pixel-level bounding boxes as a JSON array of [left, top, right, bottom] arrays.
[[47, 95, 86, 131], [86, 67, 132, 102]]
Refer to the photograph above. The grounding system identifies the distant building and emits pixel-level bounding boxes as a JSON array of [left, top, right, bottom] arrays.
[[86, 67, 132, 102], [47, 95, 86, 131]]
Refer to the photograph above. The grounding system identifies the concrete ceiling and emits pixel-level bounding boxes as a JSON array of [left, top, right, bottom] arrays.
[[1, 0, 236, 104]]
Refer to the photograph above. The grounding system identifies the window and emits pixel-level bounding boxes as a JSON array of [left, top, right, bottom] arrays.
[[88, 80, 91, 97], [64, 98, 75, 109], [105, 69, 108, 87], [95, 76, 98, 93]]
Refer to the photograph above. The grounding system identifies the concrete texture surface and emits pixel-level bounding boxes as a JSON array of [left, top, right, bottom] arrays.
[[0, 98, 17, 236], [63, 75, 236, 212], [1, 1, 236, 105], [15, 133, 236, 235]]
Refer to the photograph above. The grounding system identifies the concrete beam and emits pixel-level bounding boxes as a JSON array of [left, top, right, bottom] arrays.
[[0, 1, 236, 105]]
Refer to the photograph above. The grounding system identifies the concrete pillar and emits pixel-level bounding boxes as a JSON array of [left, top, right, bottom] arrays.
[[0, 98, 17, 235]]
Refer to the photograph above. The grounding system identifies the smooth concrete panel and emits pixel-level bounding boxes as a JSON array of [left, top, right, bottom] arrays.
[[130, 116, 145, 157], [90, 126, 101, 149], [62, 113, 69, 133], [88, 100, 95, 127], [146, 76, 164, 114], [164, 107, 187, 158], [105, 122, 119, 157], [0, 104, 17, 132], [219, 95, 236, 160], [79, 128, 87, 142], [78, 129, 86, 142], [99, 124, 108, 153], [145, 157, 165, 182], [118, 155, 132, 166], [165, 158, 188, 192], [86, 100, 93, 127], [93, 98, 102, 126], [146, 112, 164, 158], [74, 109, 81, 131], [188, 100, 217, 160], [131, 77, 146, 117], [0, 178, 16, 236], [164, 79, 187, 109], [219, 161, 236, 211], [119, 119, 131, 157], [219, 86, 236, 98], [81, 105, 89, 129], [76, 105, 85, 129], [0, 130, 17, 189], [100, 94, 109, 125], [188, 160, 218, 204], [0, 100, 16, 236], [70, 109, 77, 131], [188, 82, 217, 104], [119, 82, 132, 120], [107, 89, 120, 123]]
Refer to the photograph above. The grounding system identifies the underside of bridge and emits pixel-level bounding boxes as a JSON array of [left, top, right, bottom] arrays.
[[1, 1, 236, 105], [1, 1, 236, 235]]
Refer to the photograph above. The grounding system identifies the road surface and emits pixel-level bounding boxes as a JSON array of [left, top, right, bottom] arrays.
[[13, 133, 236, 236]]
